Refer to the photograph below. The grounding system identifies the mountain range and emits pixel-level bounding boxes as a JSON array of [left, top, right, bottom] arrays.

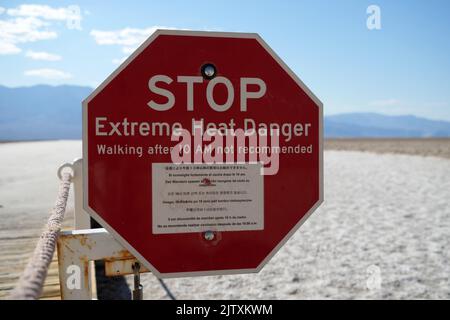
[[1, 85, 450, 140], [0, 85, 91, 140]]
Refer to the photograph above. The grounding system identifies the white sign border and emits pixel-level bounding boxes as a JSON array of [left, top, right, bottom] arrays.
[[82, 29, 324, 278]]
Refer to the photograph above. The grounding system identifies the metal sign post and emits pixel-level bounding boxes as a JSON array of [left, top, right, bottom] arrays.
[[56, 159, 148, 300]]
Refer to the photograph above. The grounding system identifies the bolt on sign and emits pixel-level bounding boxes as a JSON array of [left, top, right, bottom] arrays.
[[83, 30, 323, 277]]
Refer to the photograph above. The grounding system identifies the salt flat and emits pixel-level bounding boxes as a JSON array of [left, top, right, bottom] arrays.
[[136, 150, 450, 299], [0, 140, 449, 299]]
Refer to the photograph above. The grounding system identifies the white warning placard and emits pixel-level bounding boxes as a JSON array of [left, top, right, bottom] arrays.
[[152, 163, 264, 234]]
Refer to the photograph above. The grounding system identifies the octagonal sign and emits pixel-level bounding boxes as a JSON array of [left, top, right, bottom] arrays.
[[83, 30, 323, 277]]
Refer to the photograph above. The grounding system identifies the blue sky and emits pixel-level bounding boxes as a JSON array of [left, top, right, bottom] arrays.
[[1, 0, 450, 120]]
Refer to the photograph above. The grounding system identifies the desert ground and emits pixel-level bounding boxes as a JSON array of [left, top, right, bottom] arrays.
[[325, 138, 450, 159], [1, 139, 449, 299]]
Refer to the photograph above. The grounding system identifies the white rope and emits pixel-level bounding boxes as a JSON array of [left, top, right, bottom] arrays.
[[9, 172, 72, 300]]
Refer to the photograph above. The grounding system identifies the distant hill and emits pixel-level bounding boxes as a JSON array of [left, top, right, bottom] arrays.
[[0, 85, 91, 140], [1, 85, 450, 140], [325, 113, 450, 138]]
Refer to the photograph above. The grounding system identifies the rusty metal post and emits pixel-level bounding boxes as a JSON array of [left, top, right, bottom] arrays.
[[57, 228, 131, 299], [132, 262, 143, 300], [57, 228, 150, 299]]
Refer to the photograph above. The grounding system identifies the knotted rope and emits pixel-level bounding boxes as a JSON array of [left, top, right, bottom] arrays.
[[9, 172, 72, 300]]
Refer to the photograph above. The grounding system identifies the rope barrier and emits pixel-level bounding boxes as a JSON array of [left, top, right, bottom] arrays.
[[9, 172, 72, 300], [8, 163, 176, 300]]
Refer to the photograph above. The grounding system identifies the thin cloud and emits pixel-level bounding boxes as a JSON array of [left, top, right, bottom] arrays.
[[90, 26, 181, 63], [0, 41, 21, 54], [24, 68, 72, 79], [0, 7, 5, 15], [25, 50, 61, 61], [0, 17, 57, 55], [122, 46, 135, 55], [0, 4, 81, 55], [112, 57, 127, 65], [7, 4, 81, 22], [90, 27, 165, 46]]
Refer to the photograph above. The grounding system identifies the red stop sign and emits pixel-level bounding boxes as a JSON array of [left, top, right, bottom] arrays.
[[83, 30, 323, 277]]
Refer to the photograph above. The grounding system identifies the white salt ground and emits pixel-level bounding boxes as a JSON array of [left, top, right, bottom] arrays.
[[0, 141, 449, 299], [132, 151, 450, 299]]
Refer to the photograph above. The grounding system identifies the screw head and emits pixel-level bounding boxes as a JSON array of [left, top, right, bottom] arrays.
[[201, 63, 216, 79], [204, 230, 215, 241]]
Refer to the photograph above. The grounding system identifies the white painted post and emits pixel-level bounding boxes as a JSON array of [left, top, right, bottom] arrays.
[[56, 158, 149, 300], [72, 158, 91, 229], [57, 228, 128, 300]]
